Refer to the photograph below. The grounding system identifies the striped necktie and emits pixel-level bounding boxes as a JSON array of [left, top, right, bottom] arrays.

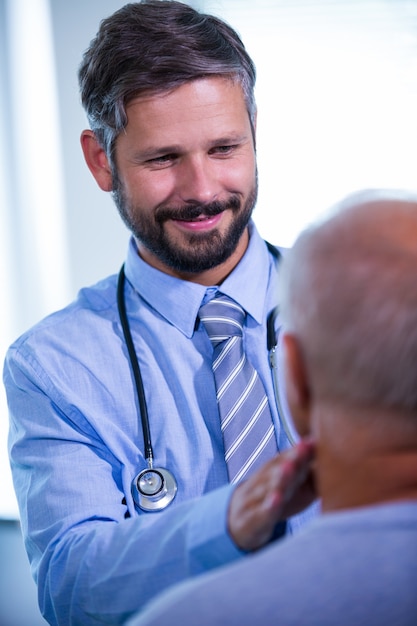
[[199, 294, 278, 483]]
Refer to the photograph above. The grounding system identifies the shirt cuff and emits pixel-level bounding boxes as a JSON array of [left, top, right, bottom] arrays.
[[188, 483, 244, 573]]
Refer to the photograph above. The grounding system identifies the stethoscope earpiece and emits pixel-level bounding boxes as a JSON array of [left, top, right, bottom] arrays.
[[131, 467, 178, 512]]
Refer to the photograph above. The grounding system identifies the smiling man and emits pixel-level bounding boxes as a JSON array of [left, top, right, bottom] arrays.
[[82, 77, 257, 284], [3, 2, 317, 625]]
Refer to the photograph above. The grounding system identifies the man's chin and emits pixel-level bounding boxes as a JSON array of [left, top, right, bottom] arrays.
[[162, 233, 246, 273]]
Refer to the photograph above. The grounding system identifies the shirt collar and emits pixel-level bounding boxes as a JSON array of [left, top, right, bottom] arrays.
[[123, 221, 271, 338], [216, 222, 270, 326]]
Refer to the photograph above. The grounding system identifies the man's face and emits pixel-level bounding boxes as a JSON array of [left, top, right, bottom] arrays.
[[111, 77, 258, 284]]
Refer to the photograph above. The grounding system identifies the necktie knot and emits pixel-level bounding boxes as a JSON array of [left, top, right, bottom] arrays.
[[199, 295, 245, 345]]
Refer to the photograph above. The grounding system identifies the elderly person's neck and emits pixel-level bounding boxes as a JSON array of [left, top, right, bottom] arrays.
[[311, 401, 417, 513]]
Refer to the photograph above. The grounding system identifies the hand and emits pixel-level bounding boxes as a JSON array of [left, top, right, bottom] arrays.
[[227, 439, 316, 552]]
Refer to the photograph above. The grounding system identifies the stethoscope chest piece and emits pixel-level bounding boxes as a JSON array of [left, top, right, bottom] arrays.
[[132, 467, 178, 512]]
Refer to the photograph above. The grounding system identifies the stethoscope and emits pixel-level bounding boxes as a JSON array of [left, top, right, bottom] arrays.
[[117, 243, 295, 512]]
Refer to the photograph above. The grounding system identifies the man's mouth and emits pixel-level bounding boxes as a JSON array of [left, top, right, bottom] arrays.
[[170, 212, 224, 231], [156, 196, 240, 224], [175, 214, 218, 222]]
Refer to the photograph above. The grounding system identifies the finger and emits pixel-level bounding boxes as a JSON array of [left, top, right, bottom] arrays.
[[228, 439, 316, 551]]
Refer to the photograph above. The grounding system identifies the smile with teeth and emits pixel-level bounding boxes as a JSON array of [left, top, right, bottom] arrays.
[[170, 211, 224, 231], [177, 214, 215, 222]]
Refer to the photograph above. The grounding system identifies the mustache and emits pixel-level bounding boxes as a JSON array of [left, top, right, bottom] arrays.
[[155, 196, 241, 223]]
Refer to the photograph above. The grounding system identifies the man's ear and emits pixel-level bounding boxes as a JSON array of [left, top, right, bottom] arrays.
[[80, 130, 113, 192], [282, 333, 311, 437]]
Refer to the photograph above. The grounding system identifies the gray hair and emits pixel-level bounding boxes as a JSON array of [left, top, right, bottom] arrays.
[[279, 189, 417, 411], [78, 0, 257, 160]]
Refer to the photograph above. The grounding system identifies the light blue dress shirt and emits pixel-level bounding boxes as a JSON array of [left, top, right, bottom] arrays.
[[4, 222, 310, 625]]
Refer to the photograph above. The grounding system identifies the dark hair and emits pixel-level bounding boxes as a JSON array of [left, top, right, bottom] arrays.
[[78, 0, 257, 158]]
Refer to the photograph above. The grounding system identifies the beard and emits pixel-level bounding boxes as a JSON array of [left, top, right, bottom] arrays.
[[112, 172, 258, 274]]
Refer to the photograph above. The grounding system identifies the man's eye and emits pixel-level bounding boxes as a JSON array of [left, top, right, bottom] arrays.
[[147, 154, 176, 165], [210, 145, 237, 155]]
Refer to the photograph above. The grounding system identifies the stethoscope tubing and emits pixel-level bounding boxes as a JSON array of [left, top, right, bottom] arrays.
[[117, 264, 155, 465]]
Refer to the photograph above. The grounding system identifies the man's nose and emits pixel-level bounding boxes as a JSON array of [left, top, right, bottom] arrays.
[[176, 156, 220, 205]]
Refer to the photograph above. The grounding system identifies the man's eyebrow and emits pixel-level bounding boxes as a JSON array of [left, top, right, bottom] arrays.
[[210, 133, 249, 145], [133, 145, 183, 160]]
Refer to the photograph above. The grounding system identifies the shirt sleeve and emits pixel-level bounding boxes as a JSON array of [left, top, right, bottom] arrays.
[[3, 343, 244, 626]]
